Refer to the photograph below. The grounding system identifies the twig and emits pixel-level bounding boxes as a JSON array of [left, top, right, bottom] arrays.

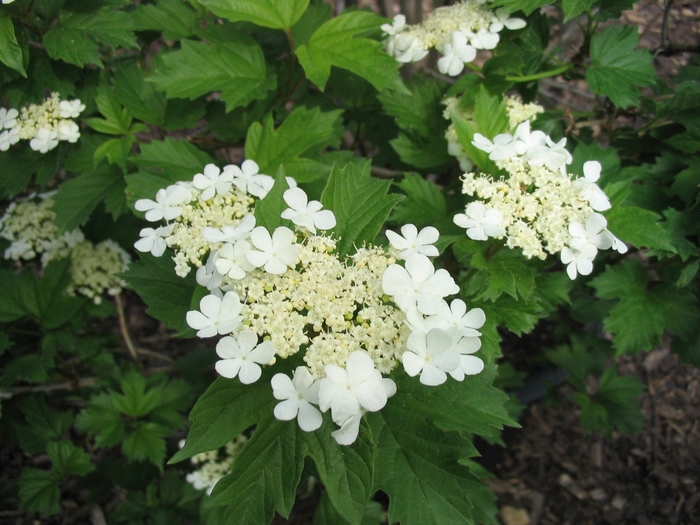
[[370, 166, 403, 179], [660, 0, 675, 50], [115, 294, 141, 369], [1, 377, 97, 395]]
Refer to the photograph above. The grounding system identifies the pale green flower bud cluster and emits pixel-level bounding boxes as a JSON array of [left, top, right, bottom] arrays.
[[443, 95, 544, 171], [0, 194, 130, 302], [0, 93, 84, 153], [382, 1, 525, 76], [182, 435, 247, 495]]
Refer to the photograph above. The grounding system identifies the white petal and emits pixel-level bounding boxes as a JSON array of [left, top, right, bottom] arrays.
[[297, 402, 323, 432], [238, 361, 263, 384], [215, 359, 242, 379]]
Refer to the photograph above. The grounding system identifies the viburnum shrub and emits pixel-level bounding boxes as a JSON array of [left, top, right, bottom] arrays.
[[0, 0, 697, 524]]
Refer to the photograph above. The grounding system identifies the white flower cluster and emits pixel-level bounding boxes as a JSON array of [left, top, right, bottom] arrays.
[[182, 435, 248, 495], [133, 160, 295, 277], [0, 93, 84, 153], [444, 95, 544, 172], [0, 194, 130, 303], [454, 121, 627, 279], [2, 1, 16, 5], [382, 1, 525, 76], [142, 162, 485, 445]]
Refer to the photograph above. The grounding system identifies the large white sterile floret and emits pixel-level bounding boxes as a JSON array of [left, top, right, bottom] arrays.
[[246, 226, 299, 274], [135, 184, 191, 222], [280, 187, 336, 234], [403, 328, 461, 386], [134, 224, 174, 257], [272, 367, 322, 432], [385, 223, 439, 259], [186, 291, 243, 338], [193, 163, 234, 200], [454, 201, 506, 241], [382, 253, 459, 315], [215, 329, 276, 384]]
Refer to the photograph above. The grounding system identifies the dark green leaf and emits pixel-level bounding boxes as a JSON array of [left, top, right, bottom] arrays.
[[122, 423, 169, 468], [149, 36, 276, 112], [200, 0, 309, 30], [296, 11, 406, 93], [586, 25, 656, 108], [18, 469, 61, 516], [244, 106, 344, 176], [320, 162, 404, 256], [390, 172, 447, 226], [562, 0, 596, 21], [47, 441, 95, 479], [0, 12, 26, 76], [487, 0, 550, 15], [121, 253, 200, 335], [208, 416, 305, 523], [132, 137, 213, 181], [133, 0, 200, 40], [254, 166, 291, 231]]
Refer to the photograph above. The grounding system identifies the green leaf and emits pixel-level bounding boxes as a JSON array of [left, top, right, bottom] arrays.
[[132, 137, 213, 181], [254, 166, 291, 231], [244, 106, 344, 176], [369, 410, 483, 525], [51, 165, 125, 233], [586, 25, 656, 108], [590, 260, 700, 354], [17, 395, 73, 442], [75, 392, 125, 448], [0, 12, 26, 76], [304, 420, 375, 525], [562, 0, 596, 21], [121, 253, 200, 335], [19, 469, 61, 516], [122, 423, 169, 468], [36, 257, 88, 330], [296, 11, 406, 93], [207, 416, 305, 523], [149, 36, 276, 112], [390, 172, 447, 226], [605, 205, 676, 252], [320, 162, 404, 256], [487, 0, 550, 15], [393, 365, 515, 438], [170, 376, 274, 464], [112, 63, 166, 126], [200, 0, 309, 30], [133, 0, 201, 39], [112, 369, 163, 418], [314, 492, 385, 525], [0, 268, 39, 322], [291, 2, 332, 46], [378, 77, 450, 169], [43, 26, 101, 67], [469, 252, 536, 301], [47, 441, 95, 479]]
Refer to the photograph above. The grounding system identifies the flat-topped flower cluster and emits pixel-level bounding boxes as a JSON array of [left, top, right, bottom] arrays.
[[139, 161, 486, 445], [444, 95, 544, 171], [0, 93, 84, 153], [181, 435, 248, 495], [0, 194, 130, 303], [381, 0, 525, 76], [453, 121, 627, 279]]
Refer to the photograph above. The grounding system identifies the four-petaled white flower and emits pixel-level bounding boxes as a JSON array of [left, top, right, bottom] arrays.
[[196, 252, 224, 291], [186, 291, 243, 338], [385, 224, 439, 259], [526, 134, 572, 175], [134, 224, 174, 257], [57, 122, 80, 143], [280, 187, 336, 234], [247, 226, 299, 274], [463, 27, 499, 50], [560, 243, 597, 280], [425, 299, 485, 339], [437, 31, 476, 76], [193, 163, 233, 200], [403, 328, 460, 386], [489, 9, 527, 33], [319, 351, 396, 445], [381, 14, 405, 36], [215, 329, 275, 384], [382, 253, 459, 315], [0, 126, 20, 151], [59, 99, 85, 119], [134, 184, 191, 222], [226, 160, 274, 198], [272, 367, 322, 432], [29, 128, 59, 153], [203, 214, 256, 244], [215, 240, 255, 280], [454, 201, 505, 241], [391, 33, 429, 63], [0, 107, 18, 129], [472, 131, 527, 160], [573, 161, 611, 211], [448, 332, 485, 381]]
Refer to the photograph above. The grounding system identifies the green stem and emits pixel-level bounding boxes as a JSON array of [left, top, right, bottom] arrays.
[[505, 64, 570, 82]]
